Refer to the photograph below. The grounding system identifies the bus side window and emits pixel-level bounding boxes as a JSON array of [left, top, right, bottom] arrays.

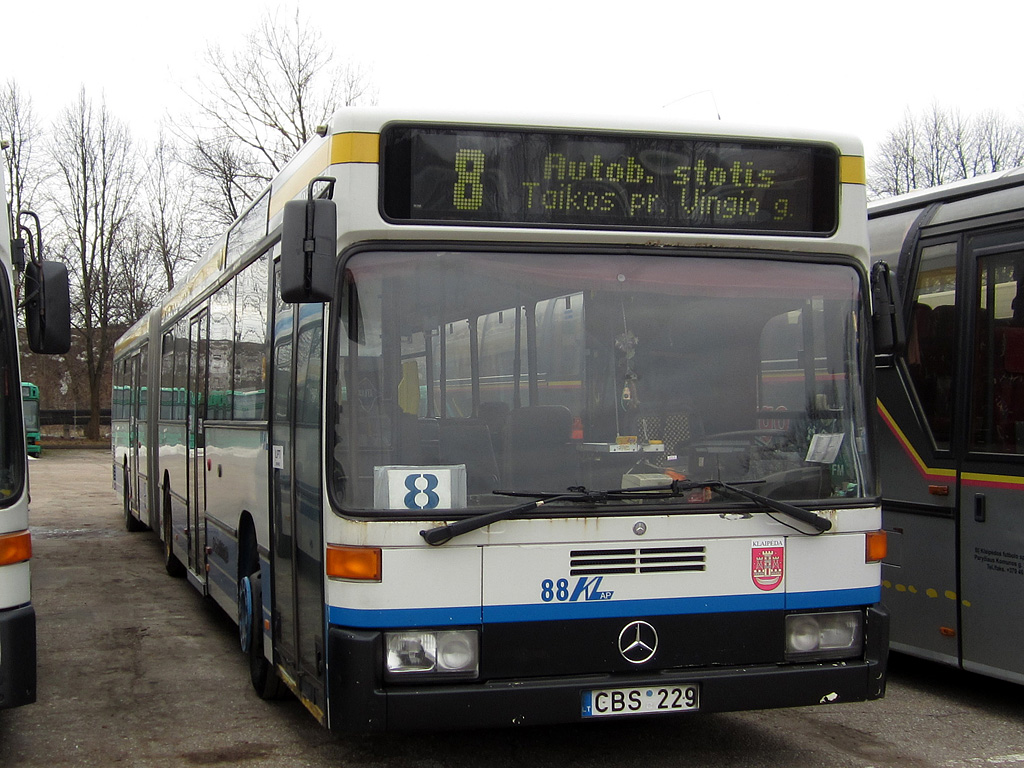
[[907, 242, 957, 449], [973, 252, 1024, 454]]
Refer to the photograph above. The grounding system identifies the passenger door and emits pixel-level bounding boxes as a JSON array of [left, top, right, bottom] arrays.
[[126, 352, 141, 515], [270, 266, 326, 714], [130, 344, 149, 522], [959, 228, 1024, 682], [187, 310, 209, 580], [879, 239, 959, 665]]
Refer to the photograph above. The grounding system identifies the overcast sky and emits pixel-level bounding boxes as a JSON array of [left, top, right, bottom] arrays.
[[5, 0, 1023, 163]]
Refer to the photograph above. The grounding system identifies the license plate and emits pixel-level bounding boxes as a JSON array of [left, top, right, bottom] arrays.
[[581, 684, 699, 718]]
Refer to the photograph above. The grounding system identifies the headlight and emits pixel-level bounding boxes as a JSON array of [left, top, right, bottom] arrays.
[[785, 611, 863, 661], [385, 629, 479, 680]]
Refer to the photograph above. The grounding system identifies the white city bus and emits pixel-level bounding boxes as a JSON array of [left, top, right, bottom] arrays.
[[113, 108, 892, 731], [1, 162, 70, 709]]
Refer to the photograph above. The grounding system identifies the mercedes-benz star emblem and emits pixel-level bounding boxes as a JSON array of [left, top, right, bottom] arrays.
[[618, 620, 658, 664]]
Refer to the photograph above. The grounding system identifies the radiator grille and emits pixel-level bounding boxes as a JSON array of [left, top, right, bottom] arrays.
[[569, 546, 706, 576]]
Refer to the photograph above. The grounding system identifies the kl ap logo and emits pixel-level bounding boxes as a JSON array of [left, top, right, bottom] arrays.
[[751, 538, 784, 591]]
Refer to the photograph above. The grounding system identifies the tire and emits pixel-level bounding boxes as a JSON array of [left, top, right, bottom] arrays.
[[162, 491, 186, 578], [123, 463, 145, 533], [242, 571, 282, 699]]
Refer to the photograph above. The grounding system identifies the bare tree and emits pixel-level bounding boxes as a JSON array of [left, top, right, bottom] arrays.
[[0, 80, 42, 220], [180, 8, 377, 222], [47, 88, 141, 439], [1, 79, 44, 308], [869, 109, 921, 198], [117, 215, 163, 322], [145, 131, 202, 290], [182, 134, 267, 228], [973, 109, 1024, 174], [870, 104, 1024, 198]]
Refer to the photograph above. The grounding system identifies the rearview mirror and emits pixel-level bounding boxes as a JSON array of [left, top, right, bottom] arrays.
[[24, 260, 72, 354], [870, 261, 905, 357], [280, 177, 337, 304]]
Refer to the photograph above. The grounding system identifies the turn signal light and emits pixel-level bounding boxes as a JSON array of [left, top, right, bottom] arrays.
[[0, 530, 32, 566], [865, 530, 888, 563], [326, 544, 381, 581]]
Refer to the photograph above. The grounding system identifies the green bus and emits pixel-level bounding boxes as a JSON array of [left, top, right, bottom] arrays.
[[21, 382, 40, 457]]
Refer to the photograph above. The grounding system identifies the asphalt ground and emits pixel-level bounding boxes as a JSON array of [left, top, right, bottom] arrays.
[[2, 448, 1024, 767]]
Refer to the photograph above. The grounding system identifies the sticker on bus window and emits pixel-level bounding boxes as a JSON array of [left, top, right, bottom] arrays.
[[373, 465, 467, 511], [805, 433, 844, 464]]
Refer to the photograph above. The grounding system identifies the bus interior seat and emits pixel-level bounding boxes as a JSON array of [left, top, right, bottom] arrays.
[[756, 465, 830, 500], [635, 408, 703, 463], [395, 415, 441, 465], [478, 401, 510, 459], [993, 326, 1024, 451], [439, 420, 501, 496], [505, 405, 575, 492]]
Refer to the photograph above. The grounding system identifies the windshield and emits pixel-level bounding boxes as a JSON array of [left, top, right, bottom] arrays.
[[328, 250, 872, 514], [23, 400, 39, 431], [1, 266, 25, 505]]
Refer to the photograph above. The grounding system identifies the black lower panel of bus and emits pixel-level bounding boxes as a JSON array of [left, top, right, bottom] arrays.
[[0, 605, 36, 709], [326, 606, 889, 732], [482, 610, 783, 678]]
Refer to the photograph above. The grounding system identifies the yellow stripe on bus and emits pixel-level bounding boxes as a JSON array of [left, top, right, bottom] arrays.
[[962, 471, 1024, 489], [876, 399, 956, 480], [840, 156, 866, 185], [270, 132, 380, 218], [331, 132, 379, 164]]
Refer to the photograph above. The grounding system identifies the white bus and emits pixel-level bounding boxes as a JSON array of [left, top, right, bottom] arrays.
[[113, 108, 893, 731], [0, 162, 70, 709]]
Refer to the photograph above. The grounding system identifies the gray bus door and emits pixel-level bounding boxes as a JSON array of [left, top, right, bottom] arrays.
[[960, 229, 1024, 682], [270, 274, 326, 717], [129, 344, 148, 521], [126, 352, 141, 516], [187, 310, 208, 581]]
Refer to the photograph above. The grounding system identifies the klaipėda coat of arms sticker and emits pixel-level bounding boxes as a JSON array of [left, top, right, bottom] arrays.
[[751, 538, 784, 591]]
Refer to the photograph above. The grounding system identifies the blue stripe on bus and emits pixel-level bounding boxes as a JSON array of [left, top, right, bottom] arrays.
[[786, 585, 881, 610], [326, 586, 881, 629]]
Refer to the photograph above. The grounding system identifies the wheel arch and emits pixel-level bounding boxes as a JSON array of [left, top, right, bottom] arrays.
[[237, 511, 260, 579]]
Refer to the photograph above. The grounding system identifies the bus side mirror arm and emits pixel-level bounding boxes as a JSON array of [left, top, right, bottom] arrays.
[[871, 261, 906, 357], [281, 176, 337, 304]]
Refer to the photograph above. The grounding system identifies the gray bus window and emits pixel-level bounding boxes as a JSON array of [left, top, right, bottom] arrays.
[[972, 250, 1024, 454], [906, 241, 958, 450]]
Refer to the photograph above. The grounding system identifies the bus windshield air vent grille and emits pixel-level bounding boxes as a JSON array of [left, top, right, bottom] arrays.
[[568, 547, 706, 576]]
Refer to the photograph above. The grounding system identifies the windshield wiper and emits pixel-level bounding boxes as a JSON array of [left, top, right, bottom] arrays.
[[706, 480, 832, 533], [419, 479, 831, 545], [421, 495, 570, 546], [419, 484, 690, 546]]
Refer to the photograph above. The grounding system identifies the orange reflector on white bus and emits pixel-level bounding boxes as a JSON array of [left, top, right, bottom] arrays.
[[0, 530, 32, 566], [865, 530, 887, 563], [326, 544, 382, 581]]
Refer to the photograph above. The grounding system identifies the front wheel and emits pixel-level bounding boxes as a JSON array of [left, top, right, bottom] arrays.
[[240, 571, 282, 699], [123, 463, 145, 532]]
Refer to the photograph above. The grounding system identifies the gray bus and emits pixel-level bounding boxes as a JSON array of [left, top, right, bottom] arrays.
[[870, 168, 1024, 683]]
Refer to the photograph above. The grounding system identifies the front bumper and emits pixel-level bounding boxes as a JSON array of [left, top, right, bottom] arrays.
[[327, 605, 889, 732], [0, 604, 37, 709]]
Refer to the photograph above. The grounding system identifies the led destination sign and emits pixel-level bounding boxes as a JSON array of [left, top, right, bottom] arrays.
[[382, 125, 839, 234]]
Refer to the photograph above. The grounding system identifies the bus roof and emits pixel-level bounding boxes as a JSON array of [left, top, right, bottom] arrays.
[[868, 167, 1024, 219], [145, 107, 869, 334], [318, 106, 865, 154]]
